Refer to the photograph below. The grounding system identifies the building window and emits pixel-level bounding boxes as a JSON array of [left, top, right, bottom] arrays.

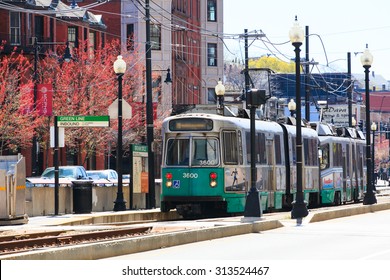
[[127, 24, 134, 50], [10, 12, 21, 45], [207, 88, 217, 104], [67, 26, 78, 50], [150, 24, 161, 50], [207, 0, 216, 22], [207, 43, 217, 66], [88, 31, 95, 58]]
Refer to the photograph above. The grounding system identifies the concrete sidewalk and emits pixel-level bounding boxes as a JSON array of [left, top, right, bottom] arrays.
[[1, 195, 390, 260]]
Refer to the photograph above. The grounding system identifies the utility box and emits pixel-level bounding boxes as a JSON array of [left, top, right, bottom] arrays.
[[0, 154, 28, 225]]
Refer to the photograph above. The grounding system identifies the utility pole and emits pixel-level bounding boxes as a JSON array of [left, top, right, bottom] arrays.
[[145, 0, 155, 209], [347, 52, 353, 127], [32, 38, 39, 176], [305, 26, 310, 121]]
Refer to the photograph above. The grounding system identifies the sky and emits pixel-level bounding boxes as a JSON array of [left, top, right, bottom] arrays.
[[223, 0, 390, 80]]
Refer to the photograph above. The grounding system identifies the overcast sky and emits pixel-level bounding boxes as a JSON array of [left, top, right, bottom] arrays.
[[223, 0, 390, 80]]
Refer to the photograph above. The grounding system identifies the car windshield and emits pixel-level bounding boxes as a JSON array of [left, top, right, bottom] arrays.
[[87, 172, 108, 179], [42, 168, 77, 179]]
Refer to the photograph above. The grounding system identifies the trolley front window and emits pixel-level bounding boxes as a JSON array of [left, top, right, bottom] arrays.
[[166, 139, 190, 165], [192, 138, 219, 166], [165, 138, 219, 166]]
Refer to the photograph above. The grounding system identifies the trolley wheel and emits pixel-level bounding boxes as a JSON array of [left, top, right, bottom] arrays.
[[160, 201, 171, 213]]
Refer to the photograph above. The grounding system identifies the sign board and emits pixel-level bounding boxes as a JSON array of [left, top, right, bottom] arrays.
[[37, 84, 53, 116], [132, 144, 148, 194], [57, 116, 109, 127], [108, 98, 132, 119], [50, 126, 65, 147], [322, 105, 358, 127]]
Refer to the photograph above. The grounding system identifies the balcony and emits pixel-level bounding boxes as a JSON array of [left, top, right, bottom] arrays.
[[0, 33, 56, 55]]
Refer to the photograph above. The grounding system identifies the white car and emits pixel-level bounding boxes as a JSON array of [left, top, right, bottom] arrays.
[[26, 166, 90, 187], [86, 169, 118, 186]]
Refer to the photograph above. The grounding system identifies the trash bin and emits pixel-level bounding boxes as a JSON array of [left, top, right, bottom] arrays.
[[72, 180, 93, 214]]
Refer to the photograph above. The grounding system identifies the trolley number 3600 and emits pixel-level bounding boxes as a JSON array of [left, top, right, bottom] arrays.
[[182, 173, 198, 179]]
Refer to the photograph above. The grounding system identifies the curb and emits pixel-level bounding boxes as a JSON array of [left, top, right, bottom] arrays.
[[2, 202, 390, 260], [308, 202, 390, 223], [0, 219, 283, 260]]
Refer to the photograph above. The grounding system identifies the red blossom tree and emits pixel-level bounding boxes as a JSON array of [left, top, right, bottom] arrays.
[[0, 45, 37, 154], [38, 40, 147, 163]]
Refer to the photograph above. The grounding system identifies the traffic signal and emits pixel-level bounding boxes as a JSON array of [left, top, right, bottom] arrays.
[[246, 89, 267, 108], [358, 120, 364, 130]]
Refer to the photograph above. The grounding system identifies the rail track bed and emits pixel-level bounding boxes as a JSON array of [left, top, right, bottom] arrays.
[[0, 226, 152, 256]]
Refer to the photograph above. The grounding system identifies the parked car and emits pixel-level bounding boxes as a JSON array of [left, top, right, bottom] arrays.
[[41, 166, 89, 180], [26, 166, 89, 187], [86, 169, 118, 180], [86, 169, 118, 186]]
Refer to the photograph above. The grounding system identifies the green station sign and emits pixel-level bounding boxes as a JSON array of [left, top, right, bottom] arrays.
[[57, 116, 110, 127]]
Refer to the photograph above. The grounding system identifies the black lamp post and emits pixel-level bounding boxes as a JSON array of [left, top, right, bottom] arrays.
[[53, 41, 72, 216], [33, 40, 72, 178], [215, 80, 225, 115], [371, 122, 377, 189], [113, 55, 127, 211], [361, 45, 377, 205], [243, 89, 266, 219], [289, 17, 308, 224]]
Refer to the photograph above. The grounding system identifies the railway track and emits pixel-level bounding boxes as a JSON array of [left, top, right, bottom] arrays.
[[0, 226, 152, 256]]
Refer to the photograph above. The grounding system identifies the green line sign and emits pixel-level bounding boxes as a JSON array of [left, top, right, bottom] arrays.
[[57, 116, 110, 127]]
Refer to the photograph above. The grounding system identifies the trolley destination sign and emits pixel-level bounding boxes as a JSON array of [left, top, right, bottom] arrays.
[[57, 116, 110, 127]]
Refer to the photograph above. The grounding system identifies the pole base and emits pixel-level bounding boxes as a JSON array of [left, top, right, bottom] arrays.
[[113, 193, 127, 211], [363, 190, 377, 205], [243, 189, 262, 218], [291, 200, 308, 220]]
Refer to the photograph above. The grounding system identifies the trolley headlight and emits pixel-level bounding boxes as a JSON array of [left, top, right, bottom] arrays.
[[165, 172, 173, 188], [209, 172, 217, 188]]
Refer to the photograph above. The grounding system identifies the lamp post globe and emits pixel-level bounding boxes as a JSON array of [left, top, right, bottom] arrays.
[[352, 117, 357, 127], [215, 80, 225, 115], [288, 98, 296, 116], [361, 45, 377, 205], [113, 55, 127, 211], [114, 55, 126, 74], [289, 16, 308, 224]]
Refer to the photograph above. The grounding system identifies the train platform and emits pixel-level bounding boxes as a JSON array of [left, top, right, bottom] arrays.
[[1, 192, 390, 260]]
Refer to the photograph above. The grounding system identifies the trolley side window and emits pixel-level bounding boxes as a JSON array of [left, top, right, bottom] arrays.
[[274, 134, 282, 164], [320, 144, 330, 170], [334, 143, 343, 167], [192, 138, 219, 166], [245, 132, 266, 164], [304, 138, 318, 166], [222, 131, 239, 165], [166, 139, 190, 166]]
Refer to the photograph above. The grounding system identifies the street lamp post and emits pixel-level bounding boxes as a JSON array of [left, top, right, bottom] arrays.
[[215, 80, 225, 115], [113, 55, 127, 211], [243, 89, 265, 219], [50, 41, 72, 216], [289, 17, 308, 224], [371, 122, 377, 189], [361, 45, 377, 205], [33, 40, 72, 178]]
